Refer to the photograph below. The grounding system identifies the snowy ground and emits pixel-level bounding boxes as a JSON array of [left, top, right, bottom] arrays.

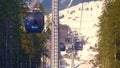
[[59, 0, 104, 68]]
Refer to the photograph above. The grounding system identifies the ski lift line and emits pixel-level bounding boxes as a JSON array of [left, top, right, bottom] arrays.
[[79, 0, 84, 35]]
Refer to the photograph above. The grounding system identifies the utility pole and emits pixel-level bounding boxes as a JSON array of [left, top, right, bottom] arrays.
[[70, 31, 75, 68], [71, 45, 75, 68], [51, 0, 59, 68]]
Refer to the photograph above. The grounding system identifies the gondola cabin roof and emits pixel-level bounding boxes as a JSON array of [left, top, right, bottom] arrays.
[[26, 8, 44, 20], [27, 8, 42, 12]]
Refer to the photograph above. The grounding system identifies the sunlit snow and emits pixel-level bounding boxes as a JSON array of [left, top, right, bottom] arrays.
[[59, 0, 103, 68], [44, 0, 104, 68]]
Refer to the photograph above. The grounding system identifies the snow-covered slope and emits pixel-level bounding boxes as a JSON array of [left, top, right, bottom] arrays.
[[60, 0, 103, 48], [30, 0, 95, 12], [59, 0, 104, 68]]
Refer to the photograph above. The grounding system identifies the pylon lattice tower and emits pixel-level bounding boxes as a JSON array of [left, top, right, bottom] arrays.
[[51, 0, 59, 68]]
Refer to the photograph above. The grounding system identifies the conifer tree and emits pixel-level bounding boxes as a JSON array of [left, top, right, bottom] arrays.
[[98, 0, 120, 67], [0, 0, 22, 67], [20, 2, 51, 67]]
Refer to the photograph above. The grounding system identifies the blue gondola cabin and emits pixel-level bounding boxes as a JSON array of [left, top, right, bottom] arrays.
[[60, 42, 66, 51], [25, 8, 44, 33], [75, 41, 83, 50]]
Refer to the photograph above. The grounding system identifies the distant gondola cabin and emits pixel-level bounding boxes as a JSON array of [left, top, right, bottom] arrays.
[[60, 42, 66, 51], [25, 8, 44, 33], [75, 41, 83, 50]]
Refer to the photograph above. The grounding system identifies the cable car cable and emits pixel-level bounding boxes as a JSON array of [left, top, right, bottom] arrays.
[[79, 0, 84, 37]]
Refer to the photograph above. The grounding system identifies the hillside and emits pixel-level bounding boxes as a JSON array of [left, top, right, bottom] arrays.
[[59, 0, 103, 48], [29, 0, 100, 12], [44, 0, 104, 68], [59, 0, 104, 68]]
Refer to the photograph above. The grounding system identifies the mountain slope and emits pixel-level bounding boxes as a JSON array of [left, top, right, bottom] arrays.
[[59, 0, 104, 68], [60, 0, 103, 45], [44, 0, 104, 68], [30, 0, 100, 12]]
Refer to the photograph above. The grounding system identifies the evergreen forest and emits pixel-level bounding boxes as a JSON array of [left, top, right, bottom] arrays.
[[98, 0, 120, 68], [0, 0, 120, 68], [0, 0, 51, 68]]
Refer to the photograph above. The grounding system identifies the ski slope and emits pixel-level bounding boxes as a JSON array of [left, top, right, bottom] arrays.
[[59, 0, 104, 68]]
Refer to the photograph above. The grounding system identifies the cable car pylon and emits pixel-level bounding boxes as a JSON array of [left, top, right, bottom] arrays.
[[51, 0, 60, 68]]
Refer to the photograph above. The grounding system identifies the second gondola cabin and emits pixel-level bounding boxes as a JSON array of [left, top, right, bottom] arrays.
[[60, 42, 66, 51], [75, 39, 83, 50], [25, 8, 44, 33]]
